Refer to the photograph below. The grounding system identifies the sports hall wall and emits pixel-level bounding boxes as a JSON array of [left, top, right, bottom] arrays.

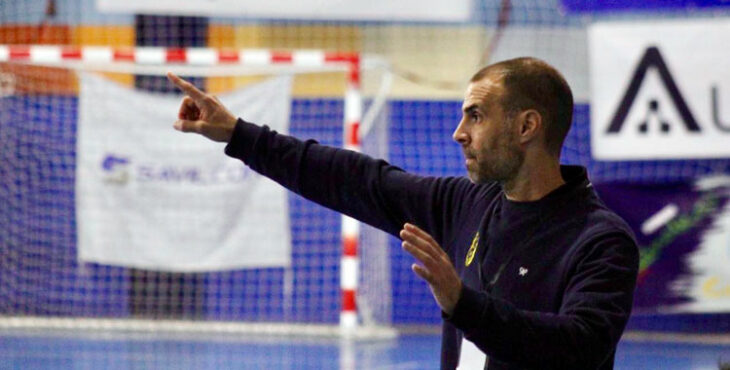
[[2, 0, 730, 330]]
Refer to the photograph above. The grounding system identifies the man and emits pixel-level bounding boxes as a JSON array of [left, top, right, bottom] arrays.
[[167, 57, 639, 369]]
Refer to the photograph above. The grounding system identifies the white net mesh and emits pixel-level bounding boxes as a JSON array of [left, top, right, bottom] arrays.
[[3, 0, 730, 341]]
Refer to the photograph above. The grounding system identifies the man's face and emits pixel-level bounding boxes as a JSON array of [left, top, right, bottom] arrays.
[[453, 76, 524, 184]]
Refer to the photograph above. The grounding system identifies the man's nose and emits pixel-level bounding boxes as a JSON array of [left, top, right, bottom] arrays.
[[452, 120, 469, 145]]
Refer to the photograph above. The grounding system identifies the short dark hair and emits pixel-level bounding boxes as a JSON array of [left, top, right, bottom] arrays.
[[470, 57, 574, 157]]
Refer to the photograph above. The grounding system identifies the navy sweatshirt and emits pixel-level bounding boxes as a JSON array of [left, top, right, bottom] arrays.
[[224, 119, 639, 370]]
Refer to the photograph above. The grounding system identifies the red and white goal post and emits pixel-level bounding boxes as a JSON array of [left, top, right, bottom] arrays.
[[0, 45, 395, 339]]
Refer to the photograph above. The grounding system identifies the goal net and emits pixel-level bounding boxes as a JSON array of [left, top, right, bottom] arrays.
[[0, 45, 395, 338]]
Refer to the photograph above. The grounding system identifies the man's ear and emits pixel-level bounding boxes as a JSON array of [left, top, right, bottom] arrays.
[[517, 109, 542, 145]]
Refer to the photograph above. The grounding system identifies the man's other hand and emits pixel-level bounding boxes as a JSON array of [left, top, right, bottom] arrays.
[[400, 223, 462, 315]]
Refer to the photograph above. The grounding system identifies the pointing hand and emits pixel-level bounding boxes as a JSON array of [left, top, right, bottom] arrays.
[[167, 72, 238, 142]]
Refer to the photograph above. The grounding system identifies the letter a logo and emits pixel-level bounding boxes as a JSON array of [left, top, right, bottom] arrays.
[[606, 46, 700, 134]]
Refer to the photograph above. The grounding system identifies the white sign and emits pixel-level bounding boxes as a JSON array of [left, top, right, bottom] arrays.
[[589, 19, 730, 160], [96, 0, 471, 22], [76, 73, 293, 272]]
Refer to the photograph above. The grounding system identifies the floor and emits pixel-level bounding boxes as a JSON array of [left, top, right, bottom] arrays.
[[1, 330, 729, 369]]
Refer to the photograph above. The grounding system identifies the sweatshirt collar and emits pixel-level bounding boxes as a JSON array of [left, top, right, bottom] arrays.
[[500, 165, 590, 211]]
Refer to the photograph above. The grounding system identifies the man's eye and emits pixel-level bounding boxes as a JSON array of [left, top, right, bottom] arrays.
[[470, 113, 480, 122]]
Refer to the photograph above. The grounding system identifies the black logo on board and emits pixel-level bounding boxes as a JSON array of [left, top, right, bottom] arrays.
[[606, 46, 700, 134]]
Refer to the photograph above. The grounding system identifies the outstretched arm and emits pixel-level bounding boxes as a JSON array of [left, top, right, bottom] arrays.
[[167, 73, 476, 241]]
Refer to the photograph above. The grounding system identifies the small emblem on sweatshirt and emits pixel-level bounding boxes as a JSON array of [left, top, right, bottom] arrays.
[[519, 267, 529, 277], [465, 232, 479, 267]]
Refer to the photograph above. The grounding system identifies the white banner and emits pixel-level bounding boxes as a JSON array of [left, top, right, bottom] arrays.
[[76, 73, 292, 271], [96, 0, 471, 22], [589, 19, 730, 160]]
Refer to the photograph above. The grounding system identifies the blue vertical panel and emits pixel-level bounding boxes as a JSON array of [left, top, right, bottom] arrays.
[[387, 100, 464, 324], [0, 95, 129, 317], [286, 99, 343, 323]]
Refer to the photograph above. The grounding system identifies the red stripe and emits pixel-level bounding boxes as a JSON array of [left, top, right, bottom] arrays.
[[347, 122, 360, 147], [166, 48, 186, 63], [271, 52, 292, 63], [324, 52, 358, 64], [218, 50, 239, 63], [342, 290, 357, 311], [113, 49, 134, 62], [349, 67, 360, 87], [61, 47, 82, 60], [9, 46, 30, 60], [346, 54, 361, 86], [343, 236, 358, 257]]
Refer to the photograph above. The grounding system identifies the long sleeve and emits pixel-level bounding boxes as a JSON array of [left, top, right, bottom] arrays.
[[445, 234, 639, 369], [224, 119, 475, 242]]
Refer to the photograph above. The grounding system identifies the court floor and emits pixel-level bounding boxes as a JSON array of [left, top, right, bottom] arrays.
[[1, 330, 729, 369]]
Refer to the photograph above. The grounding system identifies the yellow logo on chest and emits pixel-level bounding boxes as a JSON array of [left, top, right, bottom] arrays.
[[465, 232, 479, 267]]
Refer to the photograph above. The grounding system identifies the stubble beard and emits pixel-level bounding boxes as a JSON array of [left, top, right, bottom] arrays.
[[468, 134, 524, 185]]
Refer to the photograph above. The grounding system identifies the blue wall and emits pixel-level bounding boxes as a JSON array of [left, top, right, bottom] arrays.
[[3, 95, 730, 326]]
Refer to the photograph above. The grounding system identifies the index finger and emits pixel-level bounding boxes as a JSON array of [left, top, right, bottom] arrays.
[[167, 72, 206, 101]]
